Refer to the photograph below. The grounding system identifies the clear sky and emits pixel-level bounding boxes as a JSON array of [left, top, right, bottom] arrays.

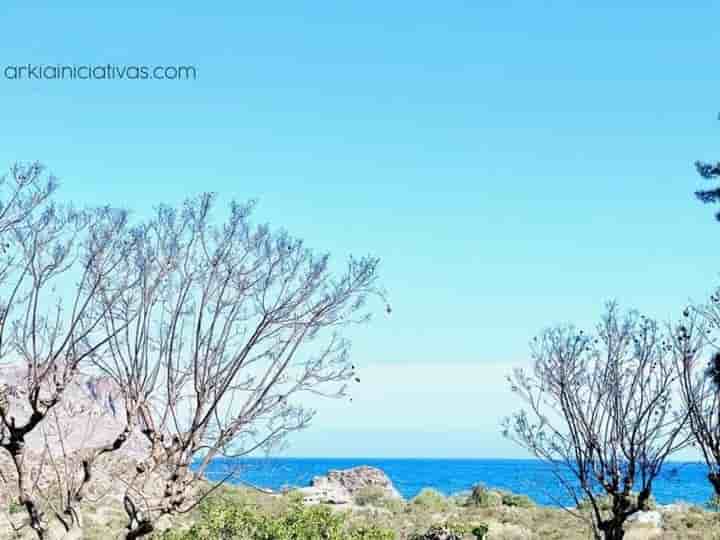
[[1, 2, 719, 458]]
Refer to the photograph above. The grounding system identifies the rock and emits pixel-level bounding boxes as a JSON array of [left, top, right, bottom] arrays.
[[624, 527, 663, 540], [626, 510, 663, 528], [312, 466, 402, 499], [659, 502, 690, 514], [298, 466, 401, 505]]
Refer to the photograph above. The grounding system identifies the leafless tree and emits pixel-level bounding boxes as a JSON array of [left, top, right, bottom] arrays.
[[674, 292, 720, 497], [0, 162, 137, 539], [0, 163, 57, 357], [503, 303, 691, 540], [89, 193, 382, 539]]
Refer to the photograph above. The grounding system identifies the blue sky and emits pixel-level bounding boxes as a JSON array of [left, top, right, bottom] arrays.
[[1, 2, 719, 457]]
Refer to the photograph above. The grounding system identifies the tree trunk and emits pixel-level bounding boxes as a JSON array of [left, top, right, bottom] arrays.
[[120, 521, 154, 540], [708, 472, 720, 496], [599, 519, 625, 540], [7, 442, 50, 540], [603, 529, 624, 540]]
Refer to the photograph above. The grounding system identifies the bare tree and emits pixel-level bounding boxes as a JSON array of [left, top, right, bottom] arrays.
[[675, 293, 720, 497], [0, 163, 57, 355], [0, 163, 137, 539], [89, 194, 382, 539], [503, 303, 690, 540]]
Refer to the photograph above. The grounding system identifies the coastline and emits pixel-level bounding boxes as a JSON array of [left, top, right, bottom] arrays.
[[199, 457, 713, 508]]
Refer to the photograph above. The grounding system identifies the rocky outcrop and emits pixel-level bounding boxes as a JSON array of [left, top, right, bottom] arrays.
[[659, 503, 690, 514], [320, 466, 403, 498], [626, 509, 663, 528], [297, 466, 402, 505]]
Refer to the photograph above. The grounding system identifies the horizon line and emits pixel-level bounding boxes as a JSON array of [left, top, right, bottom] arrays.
[[219, 456, 706, 464]]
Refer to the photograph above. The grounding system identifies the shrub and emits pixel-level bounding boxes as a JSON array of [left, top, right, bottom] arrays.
[[161, 498, 395, 540], [348, 526, 396, 540], [500, 492, 535, 508], [354, 487, 404, 513], [355, 486, 389, 507], [285, 489, 306, 505], [471, 523, 489, 539], [411, 489, 449, 512]]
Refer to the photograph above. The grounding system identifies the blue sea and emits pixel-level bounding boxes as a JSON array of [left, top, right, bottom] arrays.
[[202, 458, 715, 508]]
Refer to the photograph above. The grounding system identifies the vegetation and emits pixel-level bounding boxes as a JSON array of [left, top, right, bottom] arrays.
[[354, 487, 403, 513], [0, 455, 718, 538], [503, 303, 692, 540], [160, 498, 395, 540], [0, 481, 706, 539], [411, 489, 451, 513], [1, 130, 720, 540], [674, 297, 720, 499], [499, 493, 534, 509], [0, 162, 384, 539]]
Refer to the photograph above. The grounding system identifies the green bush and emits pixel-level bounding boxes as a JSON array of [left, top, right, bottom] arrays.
[[161, 498, 395, 540], [355, 486, 387, 507], [500, 492, 535, 508], [471, 523, 489, 539], [410, 489, 449, 512], [354, 487, 405, 514], [348, 526, 396, 540]]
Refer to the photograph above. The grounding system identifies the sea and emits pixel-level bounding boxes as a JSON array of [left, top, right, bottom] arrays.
[[201, 458, 715, 508]]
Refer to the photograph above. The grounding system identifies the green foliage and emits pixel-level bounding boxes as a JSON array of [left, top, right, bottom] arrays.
[[465, 484, 533, 509], [354, 487, 386, 507], [347, 526, 395, 540], [410, 489, 449, 512], [466, 484, 502, 508], [285, 490, 306, 506], [354, 486, 404, 513], [8, 499, 22, 514], [500, 492, 535, 508], [160, 498, 395, 540], [471, 523, 489, 539]]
